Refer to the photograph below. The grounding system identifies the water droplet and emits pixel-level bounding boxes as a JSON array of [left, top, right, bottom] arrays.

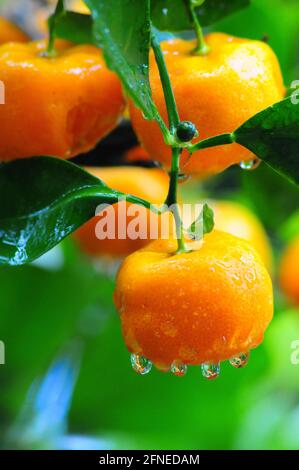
[[201, 362, 220, 380], [229, 352, 250, 369], [171, 361, 188, 377], [178, 173, 191, 184], [239, 158, 261, 171], [131, 354, 152, 375]]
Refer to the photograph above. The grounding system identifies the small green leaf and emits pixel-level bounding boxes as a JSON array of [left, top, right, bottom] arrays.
[[85, 0, 159, 121], [187, 203, 214, 240], [50, 11, 96, 45], [235, 97, 299, 186], [151, 0, 250, 32], [0, 158, 151, 266]]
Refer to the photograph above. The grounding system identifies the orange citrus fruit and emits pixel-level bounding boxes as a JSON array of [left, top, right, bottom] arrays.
[[129, 33, 285, 176], [74, 166, 170, 258], [0, 17, 29, 44], [114, 230, 273, 371], [279, 236, 299, 306], [0, 40, 125, 161]]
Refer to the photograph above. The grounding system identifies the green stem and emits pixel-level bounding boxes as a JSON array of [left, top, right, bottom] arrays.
[[151, 31, 187, 253], [151, 31, 180, 134], [46, 0, 65, 57], [188, 1, 209, 55], [46, 27, 56, 57], [165, 148, 187, 254], [188, 132, 236, 153]]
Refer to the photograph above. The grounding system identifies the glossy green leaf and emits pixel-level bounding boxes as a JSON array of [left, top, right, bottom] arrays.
[[187, 203, 214, 240], [50, 11, 96, 45], [85, 0, 158, 121], [151, 0, 250, 32], [0, 157, 151, 266], [235, 97, 299, 186]]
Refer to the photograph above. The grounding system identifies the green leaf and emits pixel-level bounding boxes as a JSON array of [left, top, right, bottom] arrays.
[[187, 203, 214, 240], [151, 0, 250, 32], [0, 157, 151, 266], [235, 97, 299, 186], [50, 11, 96, 45], [85, 0, 158, 121]]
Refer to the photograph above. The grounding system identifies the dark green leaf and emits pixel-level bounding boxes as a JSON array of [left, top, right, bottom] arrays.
[[235, 97, 299, 187], [187, 203, 214, 240], [85, 0, 158, 120], [151, 0, 250, 32], [50, 11, 96, 45], [0, 157, 151, 266]]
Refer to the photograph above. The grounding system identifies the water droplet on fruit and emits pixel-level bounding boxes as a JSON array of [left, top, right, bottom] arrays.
[[131, 354, 152, 375], [239, 158, 261, 171], [170, 361, 188, 377], [229, 352, 250, 369], [178, 173, 191, 184], [201, 362, 220, 380]]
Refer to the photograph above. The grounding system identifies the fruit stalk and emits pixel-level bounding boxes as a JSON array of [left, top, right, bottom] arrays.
[[151, 31, 187, 253], [187, 0, 209, 55]]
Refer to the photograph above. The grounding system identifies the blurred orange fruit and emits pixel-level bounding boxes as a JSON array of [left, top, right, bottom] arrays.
[[74, 166, 170, 258], [279, 236, 299, 306], [211, 200, 273, 272], [0, 17, 29, 44], [114, 231, 273, 370], [129, 33, 285, 176], [0, 39, 125, 161], [70, 0, 90, 14], [124, 145, 152, 163]]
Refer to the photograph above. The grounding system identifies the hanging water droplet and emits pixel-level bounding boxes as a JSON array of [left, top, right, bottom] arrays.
[[178, 173, 191, 185], [201, 362, 220, 380], [239, 158, 261, 171], [170, 361, 188, 377], [131, 353, 152, 375], [229, 352, 250, 369]]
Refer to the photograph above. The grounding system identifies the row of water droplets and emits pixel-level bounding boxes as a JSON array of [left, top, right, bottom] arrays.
[[130, 352, 250, 379]]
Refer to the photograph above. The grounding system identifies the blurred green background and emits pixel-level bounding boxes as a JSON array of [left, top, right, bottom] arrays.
[[0, 0, 298, 450]]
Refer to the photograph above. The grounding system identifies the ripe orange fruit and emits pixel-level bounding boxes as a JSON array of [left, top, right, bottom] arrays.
[[74, 166, 170, 258], [114, 231, 273, 373], [211, 200, 273, 273], [279, 236, 299, 306], [129, 33, 285, 176], [0, 17, 29, 44], [0, 40, 125, 161]]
